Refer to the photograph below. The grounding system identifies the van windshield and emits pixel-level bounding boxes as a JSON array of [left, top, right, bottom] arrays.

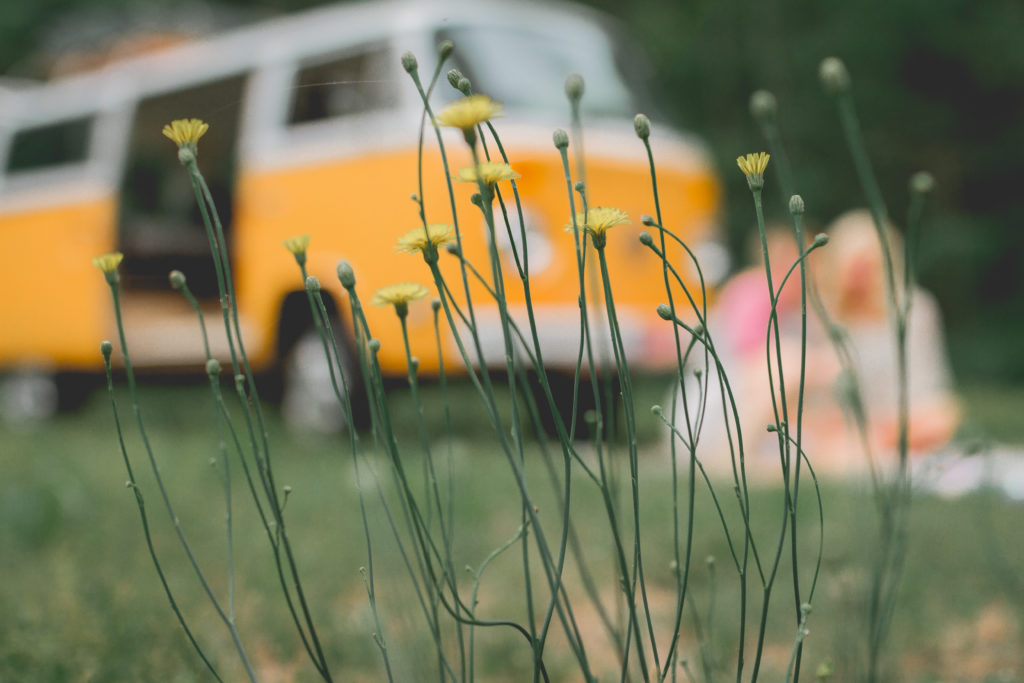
[[436, 23, 638, 118]]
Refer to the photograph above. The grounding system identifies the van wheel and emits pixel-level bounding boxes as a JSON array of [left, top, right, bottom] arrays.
[[0, 368, 59, 424], [527, 370, 620, 442], [281, 323, 359, 434]]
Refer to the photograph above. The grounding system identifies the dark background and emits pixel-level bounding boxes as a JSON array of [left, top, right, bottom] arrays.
[[3, 0, 1022, 386]]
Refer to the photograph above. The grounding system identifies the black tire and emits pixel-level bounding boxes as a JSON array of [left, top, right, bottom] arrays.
[[281, 314, 366, 434], [526, 369, 620, 441]]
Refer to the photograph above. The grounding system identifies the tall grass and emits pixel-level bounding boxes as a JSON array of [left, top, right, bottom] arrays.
[[91, 44, 939, 682]]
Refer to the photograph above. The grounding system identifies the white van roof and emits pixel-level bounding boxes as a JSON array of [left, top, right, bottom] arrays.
[[1, 0, 619, 125]]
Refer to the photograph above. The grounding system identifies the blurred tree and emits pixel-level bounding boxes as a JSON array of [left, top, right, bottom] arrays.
[[590, 0, 1024, 383]]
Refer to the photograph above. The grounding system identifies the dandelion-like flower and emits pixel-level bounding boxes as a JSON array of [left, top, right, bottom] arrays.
[[453, 162, 520, 187], [92, 252, 124, 274], [92, 252, 124, 284], [283, 233, 311, 266], [737, 152, 770, 190], [395, 224, 456, 256], [162, 119, 209, 148], [283, 234, 311, 255], [436, 95, 502, 144], [372, 282, 429, 318], [373, 282, 429, 307], [565, 207, 630, 238]]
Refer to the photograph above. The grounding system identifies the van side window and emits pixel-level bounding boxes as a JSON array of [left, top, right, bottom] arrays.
[[288, 45, 397, 125], [6, 116, 93, 173]]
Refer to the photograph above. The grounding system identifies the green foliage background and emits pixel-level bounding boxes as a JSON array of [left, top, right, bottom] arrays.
[[2, 0, 1021, 383]]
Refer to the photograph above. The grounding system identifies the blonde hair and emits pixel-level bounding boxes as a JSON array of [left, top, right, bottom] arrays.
[[821, 209, 904, 320]]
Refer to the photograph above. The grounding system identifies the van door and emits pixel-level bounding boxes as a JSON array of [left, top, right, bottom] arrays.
[[119, 74, 246, 298], [115, 74, 248, 368]]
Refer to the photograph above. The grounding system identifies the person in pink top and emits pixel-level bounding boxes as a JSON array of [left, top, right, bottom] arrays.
[[667, 210, 960, 478]]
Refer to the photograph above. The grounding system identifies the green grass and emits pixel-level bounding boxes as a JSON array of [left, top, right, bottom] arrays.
[[2, 381, 1022, 682], [958, 383, 1024, 445]]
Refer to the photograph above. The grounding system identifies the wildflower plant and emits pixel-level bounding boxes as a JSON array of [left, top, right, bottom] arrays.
[[95, 43, 929, 683]]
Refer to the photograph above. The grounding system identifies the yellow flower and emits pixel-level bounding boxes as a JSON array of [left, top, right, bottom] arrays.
[[91, 252, 124, 274], [453, 162, 520, 186], [436, 95, 503, 132], [736, 152, 770, 177], [162, 118, 209, 147], [372, 282, 429, 308], [282, 234, 311, 255], [565, 206, 630, 238], [737, 152, 770, 190], [394, 224, 455, 254]]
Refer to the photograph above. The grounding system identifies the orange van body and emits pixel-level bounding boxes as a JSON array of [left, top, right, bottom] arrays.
[[0, 0, 719, 413]]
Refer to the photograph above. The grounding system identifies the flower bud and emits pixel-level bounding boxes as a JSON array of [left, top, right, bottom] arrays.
[[168, 269, 186, 290], [819, 57, 851, 95], [749, 90, 777, 123], [400, 51, 418, 74], [789, 194, 805, 215], [431, 298, 441, 312], [553, 129, 569, 149], [368, 338, 381, 353], [446, 69, 463, 90], [336, 260, 356, 288], [633, 113, 650, 139], [206, 358, 221, 376], [305, 275, 321, 293], [456, 77, 472, 95], [573, 180, 585, 194], [638, 231, 654, 247], [650, 404, 663, 417], [910, 171, 935, 195], [564, 73, 584, 103], [656, 303, 673, 321], [438, 40, 454, 60], [100, 340, 113, 358], [812, 233, 830, 248], [641, 215, 655, 226]]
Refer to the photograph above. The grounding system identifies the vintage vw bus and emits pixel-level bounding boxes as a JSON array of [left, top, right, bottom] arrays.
[[0, 0, 719, 424]]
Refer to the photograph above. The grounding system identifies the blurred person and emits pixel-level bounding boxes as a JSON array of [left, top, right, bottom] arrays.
[[812, 210, 961, 472], [666, 224, 817, 477], [666, 210, 960, 478]]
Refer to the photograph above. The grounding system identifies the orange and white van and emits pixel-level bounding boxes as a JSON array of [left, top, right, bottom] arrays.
[[0, 0, 719, 423]]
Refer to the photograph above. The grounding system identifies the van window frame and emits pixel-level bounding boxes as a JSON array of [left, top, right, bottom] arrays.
[[266, 35, 415, 160], [0, 109, 106, 196], [285, 40, 401, 128]]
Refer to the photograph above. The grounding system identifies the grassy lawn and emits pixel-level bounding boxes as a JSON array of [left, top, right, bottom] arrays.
[[2, 379, 1022, 682]]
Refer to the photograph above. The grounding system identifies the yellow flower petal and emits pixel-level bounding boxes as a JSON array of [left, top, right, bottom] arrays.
[[736, 152, 770, 177], [372, 282, 430, 307], [282, 234, 311, 255], [453, 162, 520, 186], [91, 252, 124, 274], [394, 224, 455, 254], [436, 95, 503, 132], [564, 206, 630, 237], [162, 118, 209, 147]]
